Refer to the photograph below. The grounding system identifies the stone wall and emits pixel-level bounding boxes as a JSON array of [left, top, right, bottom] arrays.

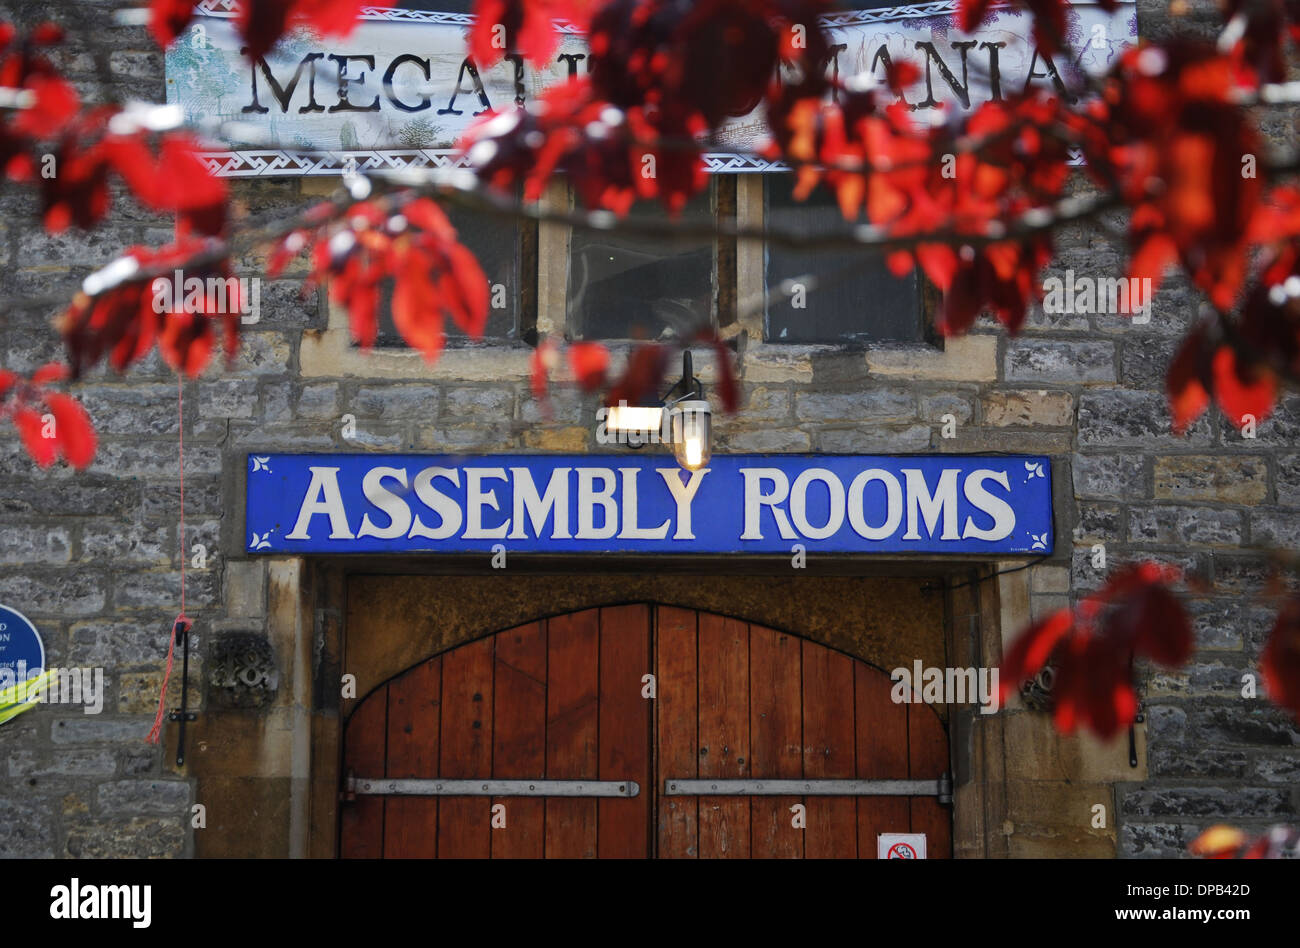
[[0, 0, 1297, 858]]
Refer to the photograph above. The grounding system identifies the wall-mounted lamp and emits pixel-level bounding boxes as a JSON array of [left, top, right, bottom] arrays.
[[604, 350, 713, 472]]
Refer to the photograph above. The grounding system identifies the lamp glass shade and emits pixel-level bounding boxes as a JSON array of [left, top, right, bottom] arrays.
[[671, 400, 712, 471]]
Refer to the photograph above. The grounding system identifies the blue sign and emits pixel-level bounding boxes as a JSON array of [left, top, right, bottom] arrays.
[[0, 605, 45, 684], [245, 454, 1053, 556]]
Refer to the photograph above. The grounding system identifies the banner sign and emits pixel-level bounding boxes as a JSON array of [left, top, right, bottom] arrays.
[[169, 0, 1137, 177], [244, 453, 1053, 555]]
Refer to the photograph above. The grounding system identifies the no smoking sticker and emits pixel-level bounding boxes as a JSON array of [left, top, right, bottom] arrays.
[[878, 833, 927, 859]]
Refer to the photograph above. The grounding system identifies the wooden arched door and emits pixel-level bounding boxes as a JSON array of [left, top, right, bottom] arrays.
[[340, 604, 950, 858]]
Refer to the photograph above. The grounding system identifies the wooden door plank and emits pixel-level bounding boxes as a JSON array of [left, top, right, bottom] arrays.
[[801, 642, 857, 858], [597, 604, 652, 858], [492, 621, 547, 859], [384, 660, 441, 858], [909, 704, 952, 858], [437, 636, 494, 859], [853, 662, 910, 859], [545, 609, 600, 858], [655, 605, 698, 858], [340, 684, 387, 858], [748, 624, 802, 859], [697, 613, 751, 859]]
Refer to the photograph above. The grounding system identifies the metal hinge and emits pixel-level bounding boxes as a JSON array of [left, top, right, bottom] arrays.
[[345, 777, 640, 798], [664, 773, 952, 804]]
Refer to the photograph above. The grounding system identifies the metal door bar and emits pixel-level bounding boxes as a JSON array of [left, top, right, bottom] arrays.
[[664, 775, 952, 803], [346, 777, 640, 798]]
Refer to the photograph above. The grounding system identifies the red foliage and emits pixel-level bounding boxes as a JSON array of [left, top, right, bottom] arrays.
[[567, 342, 611, 391], [0, 22, 81, 166], [470, 0, 562, 68], [60, 240, 243, 378], [148, 0, 198, 48], [1, 22, 230, 239], [605, 343, 672, 410], [1166, 323, 1278, 434], [103, 132, 229, 237], [1217, 0, 1300, 84], [461, 77, 707, 215], [1000, 562, 1193, 739], [269, 196, 488, 360], [0, 363, 97, 469], [1262, 595, 1300, 721], [1096, 45, 1262, 312], [1190, 824, 1300, 859]]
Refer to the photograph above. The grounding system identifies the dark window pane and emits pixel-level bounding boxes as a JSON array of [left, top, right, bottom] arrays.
[[764, 175, 923, 344], [567, 192, 716, 341], [376, 204, 521, 345]]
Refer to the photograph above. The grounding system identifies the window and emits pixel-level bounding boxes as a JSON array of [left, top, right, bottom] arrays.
[[763, 174, 925, 345], [566, 187, 723, 341], [375, 202, 532, 346]]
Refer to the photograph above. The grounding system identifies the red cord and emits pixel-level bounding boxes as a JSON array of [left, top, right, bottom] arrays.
[[147, 373, 189, 744]]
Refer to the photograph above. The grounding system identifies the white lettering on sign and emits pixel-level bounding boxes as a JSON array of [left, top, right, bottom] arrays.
[[281, 463, 1021, 546], [742, 466, 1015, 543], [168, 4, 1138, 175], [287, 466, 353, 539]]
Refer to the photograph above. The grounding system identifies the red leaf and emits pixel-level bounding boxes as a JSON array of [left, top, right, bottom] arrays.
[[44, 392, 97, 469], [1128, 231, 1178, 296], [157, 312, 215, 377], [392, 255, 444, 362], [1211, 344, 1276, 430], [886, 250, 915, 279], [1167, 330, 1212, 435], [1262, 597, 1300, 721], [12, 76, 79, 139], [999, 608, 1073, 702], [239, 0, 294, 62], [1188, 825, 1248, 858], [471, 0, 559, 68], [958, 0, 995, 32], [1116, 577, 1193, 667], [12, 407, 57, 467], [149, 0, 197, 47], [568, 342, 609, 391], [916, 243, 957, 292], [606, 344, 671, 410], [347, 277, 380, 351], [443, 242, 489, 338], [29, 23, 64, 45], [30, 362, 68, 385], [294, 0, 367, 38]]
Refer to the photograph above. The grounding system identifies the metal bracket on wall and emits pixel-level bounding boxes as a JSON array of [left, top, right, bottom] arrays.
[[664, 773, 953, 805], [344, 776, 641, 798], [166, 619, 198, 767]]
